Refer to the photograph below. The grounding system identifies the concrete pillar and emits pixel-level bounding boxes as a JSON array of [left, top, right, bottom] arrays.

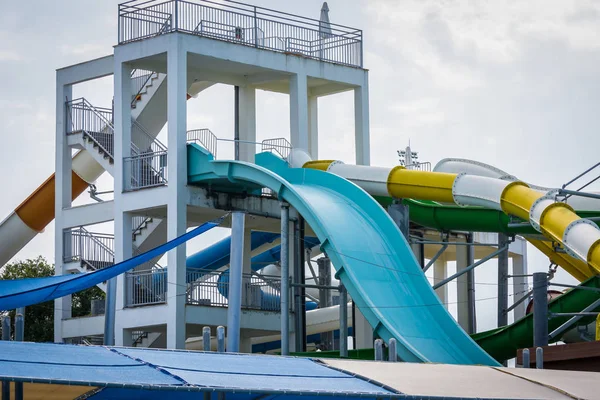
[[54, 78, 72, 342], [111, 57, 133, 347], [455, 245, 470, 332], [290, 73, 308, 152], [433, 256, 448, 308], [308, 96, 318, 159], [165, 42, 188, 350], [238, 86, 256, 163], [113, 213, 133, 346], [512, 254, 528, 321], [354, 308, 373, 349], [227, 212, 245, 353], [354, 72, 370, 166]]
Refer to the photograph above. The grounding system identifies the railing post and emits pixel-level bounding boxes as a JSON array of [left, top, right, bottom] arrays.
[[217, 326, 225, 352], [174, 0, 179, 32], [203, 326, 211, 352], [253, 6, 258, 48]]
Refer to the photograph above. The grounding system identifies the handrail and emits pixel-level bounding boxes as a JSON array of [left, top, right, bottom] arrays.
[[187, 128, 217, 157], [130, 69, 157, 107], [261, 137, 291, 160]]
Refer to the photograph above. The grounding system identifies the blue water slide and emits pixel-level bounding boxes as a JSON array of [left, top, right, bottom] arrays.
[[188, 143, 498, 365]]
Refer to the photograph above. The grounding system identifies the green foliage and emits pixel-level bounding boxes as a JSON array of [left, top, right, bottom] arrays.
[[0, 256, 105, 342]]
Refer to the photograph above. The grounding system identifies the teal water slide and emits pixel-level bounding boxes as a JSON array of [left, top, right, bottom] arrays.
[[188, 143, 498, 365]]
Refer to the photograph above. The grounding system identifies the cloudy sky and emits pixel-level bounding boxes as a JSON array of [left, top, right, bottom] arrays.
[[1, 0, 599, 332]]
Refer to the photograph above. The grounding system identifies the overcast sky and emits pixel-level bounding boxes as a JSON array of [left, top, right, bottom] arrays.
[[1, 0, 599, 332]]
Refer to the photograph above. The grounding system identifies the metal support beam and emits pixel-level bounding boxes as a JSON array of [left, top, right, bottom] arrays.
[[506, 290, 533, 313], [14, 309, 24, 400], [227, 212, 245, 352], [533, 272, 549, 347], [318, 257, 333, 350], [549, 296, 600, 341], [433, 245, 509, 290], [498, 234, 510, 328], [104, 277, 117, 345], [280, 203, 290, 355], [466, 234, 476, 334], [423, 243, 448, 273], [2, 315, 10, 400], [293, 219, 305, 352], [558, 189, 600, 200], [340, 285, 348, 358]]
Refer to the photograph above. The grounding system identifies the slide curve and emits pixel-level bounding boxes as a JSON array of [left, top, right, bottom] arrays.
[[188, 144, 498, 365]]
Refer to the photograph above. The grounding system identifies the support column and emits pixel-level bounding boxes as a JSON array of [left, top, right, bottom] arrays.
[[238, 86, 256, 162], [293, 219, 306, 352], [165, 41, 188, 350], [533, 272, 549, 347], [354, 309, 373, 349], [455, 242, 470, 332], [111, 57, 133, 347], [317, 257, 333, 350], [512, 254, 528, 321], [387, 203, 409, 239], [354, 72, 370, 166], [113, 213, 132, 346], [465, 234, 476, 334], [498, 234, 510, 328], [433, 256, 448, 308], [54, 78, 72, 343], [280, 203, 290, 355], [308, 96, 318, 159], [227, 212, 245, 352], [239, 227, 252, 353], [290, 73, 308, 152]]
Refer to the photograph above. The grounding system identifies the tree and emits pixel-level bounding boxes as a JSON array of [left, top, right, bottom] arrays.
[[0, 256, 105, 342]]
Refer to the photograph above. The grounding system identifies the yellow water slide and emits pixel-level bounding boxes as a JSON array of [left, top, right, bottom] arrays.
[[293, 151, 600, 279]]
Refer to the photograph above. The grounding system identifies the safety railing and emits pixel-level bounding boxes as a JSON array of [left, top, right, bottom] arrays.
[[131, 119, 168, 156], [125, 268, 168, 307], [132, 216, 153, 241], [66, 98, 115, 159], [186, 269, 282, 311], [187, 128, 218, 157], [124, 150, 168, 191], [118, 0, 363, 67], [131, 69, 157, 107], [261, 138, 291, 160], [63, 227, 115, 270], [405, 161, 432, 172]]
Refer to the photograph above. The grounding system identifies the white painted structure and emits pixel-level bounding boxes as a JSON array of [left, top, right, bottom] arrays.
[[53, 0, 370, 350]]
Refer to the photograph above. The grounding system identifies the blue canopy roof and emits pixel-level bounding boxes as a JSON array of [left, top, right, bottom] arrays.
[[0, 341, 396, 399]]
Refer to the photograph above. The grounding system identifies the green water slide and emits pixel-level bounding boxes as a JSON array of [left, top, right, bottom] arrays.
[[396, 198, 600, 361]]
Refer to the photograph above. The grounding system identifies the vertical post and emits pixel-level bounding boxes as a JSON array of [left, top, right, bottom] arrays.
[[280, 203, 290, 355], [318, 257, 333, 350], [522, 348, 530, 368], [299, 217, 307, 350], [165, 38, 188, 350], [253, 6, 258, 47], [434, 256, 448, 307], [2, 315, 10, 400], [15, 310, 24, 400], [112, 213, 132, 346], [217, 326, 225, 352], [387, 203, 409, 239], [238, 86, 256, 163], [339, 285, 348, 358], [466, 234, 477, 334], [455, 240, 470, 332], [374, 339, 383, 361], [353, 74, 370, 166], [512, 253, 529, 321], [497, 234, 510, 328], [293, 220, 305, 352], [533, 272, 549, 348], [289, 74, 309, 152], [54, 77, 73, 343], [203, 326, 211, 352], [234, 86, 240, 161], [227, 212, 245, 353], [388, 338, 397, 362], [536, 347, 544, 369], [308, 96, 319, 159]]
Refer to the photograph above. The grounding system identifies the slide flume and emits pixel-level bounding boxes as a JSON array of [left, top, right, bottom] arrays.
[[294, 151, 600, 279], [189, 144, 498, 365]]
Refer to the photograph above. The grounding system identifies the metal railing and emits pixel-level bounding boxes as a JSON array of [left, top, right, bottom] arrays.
[[66, 98, 115, 159], [118, 0, 363, 67], [131, 119, 168, 156], [186, 269, 282, 311], [124, 150, 169, 191], [132, 216, 153, 240], [187, 128, 218, 157], [126, 269, 168, 306], [131, 69, 158, 106], [405, 162, 432, 172], [63, 227, 115, 270], [261, 137, 291, 160]]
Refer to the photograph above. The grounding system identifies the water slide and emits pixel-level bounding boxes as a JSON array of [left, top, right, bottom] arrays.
[[292, 151, 600, 280], [189, 144, 499, 365]]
